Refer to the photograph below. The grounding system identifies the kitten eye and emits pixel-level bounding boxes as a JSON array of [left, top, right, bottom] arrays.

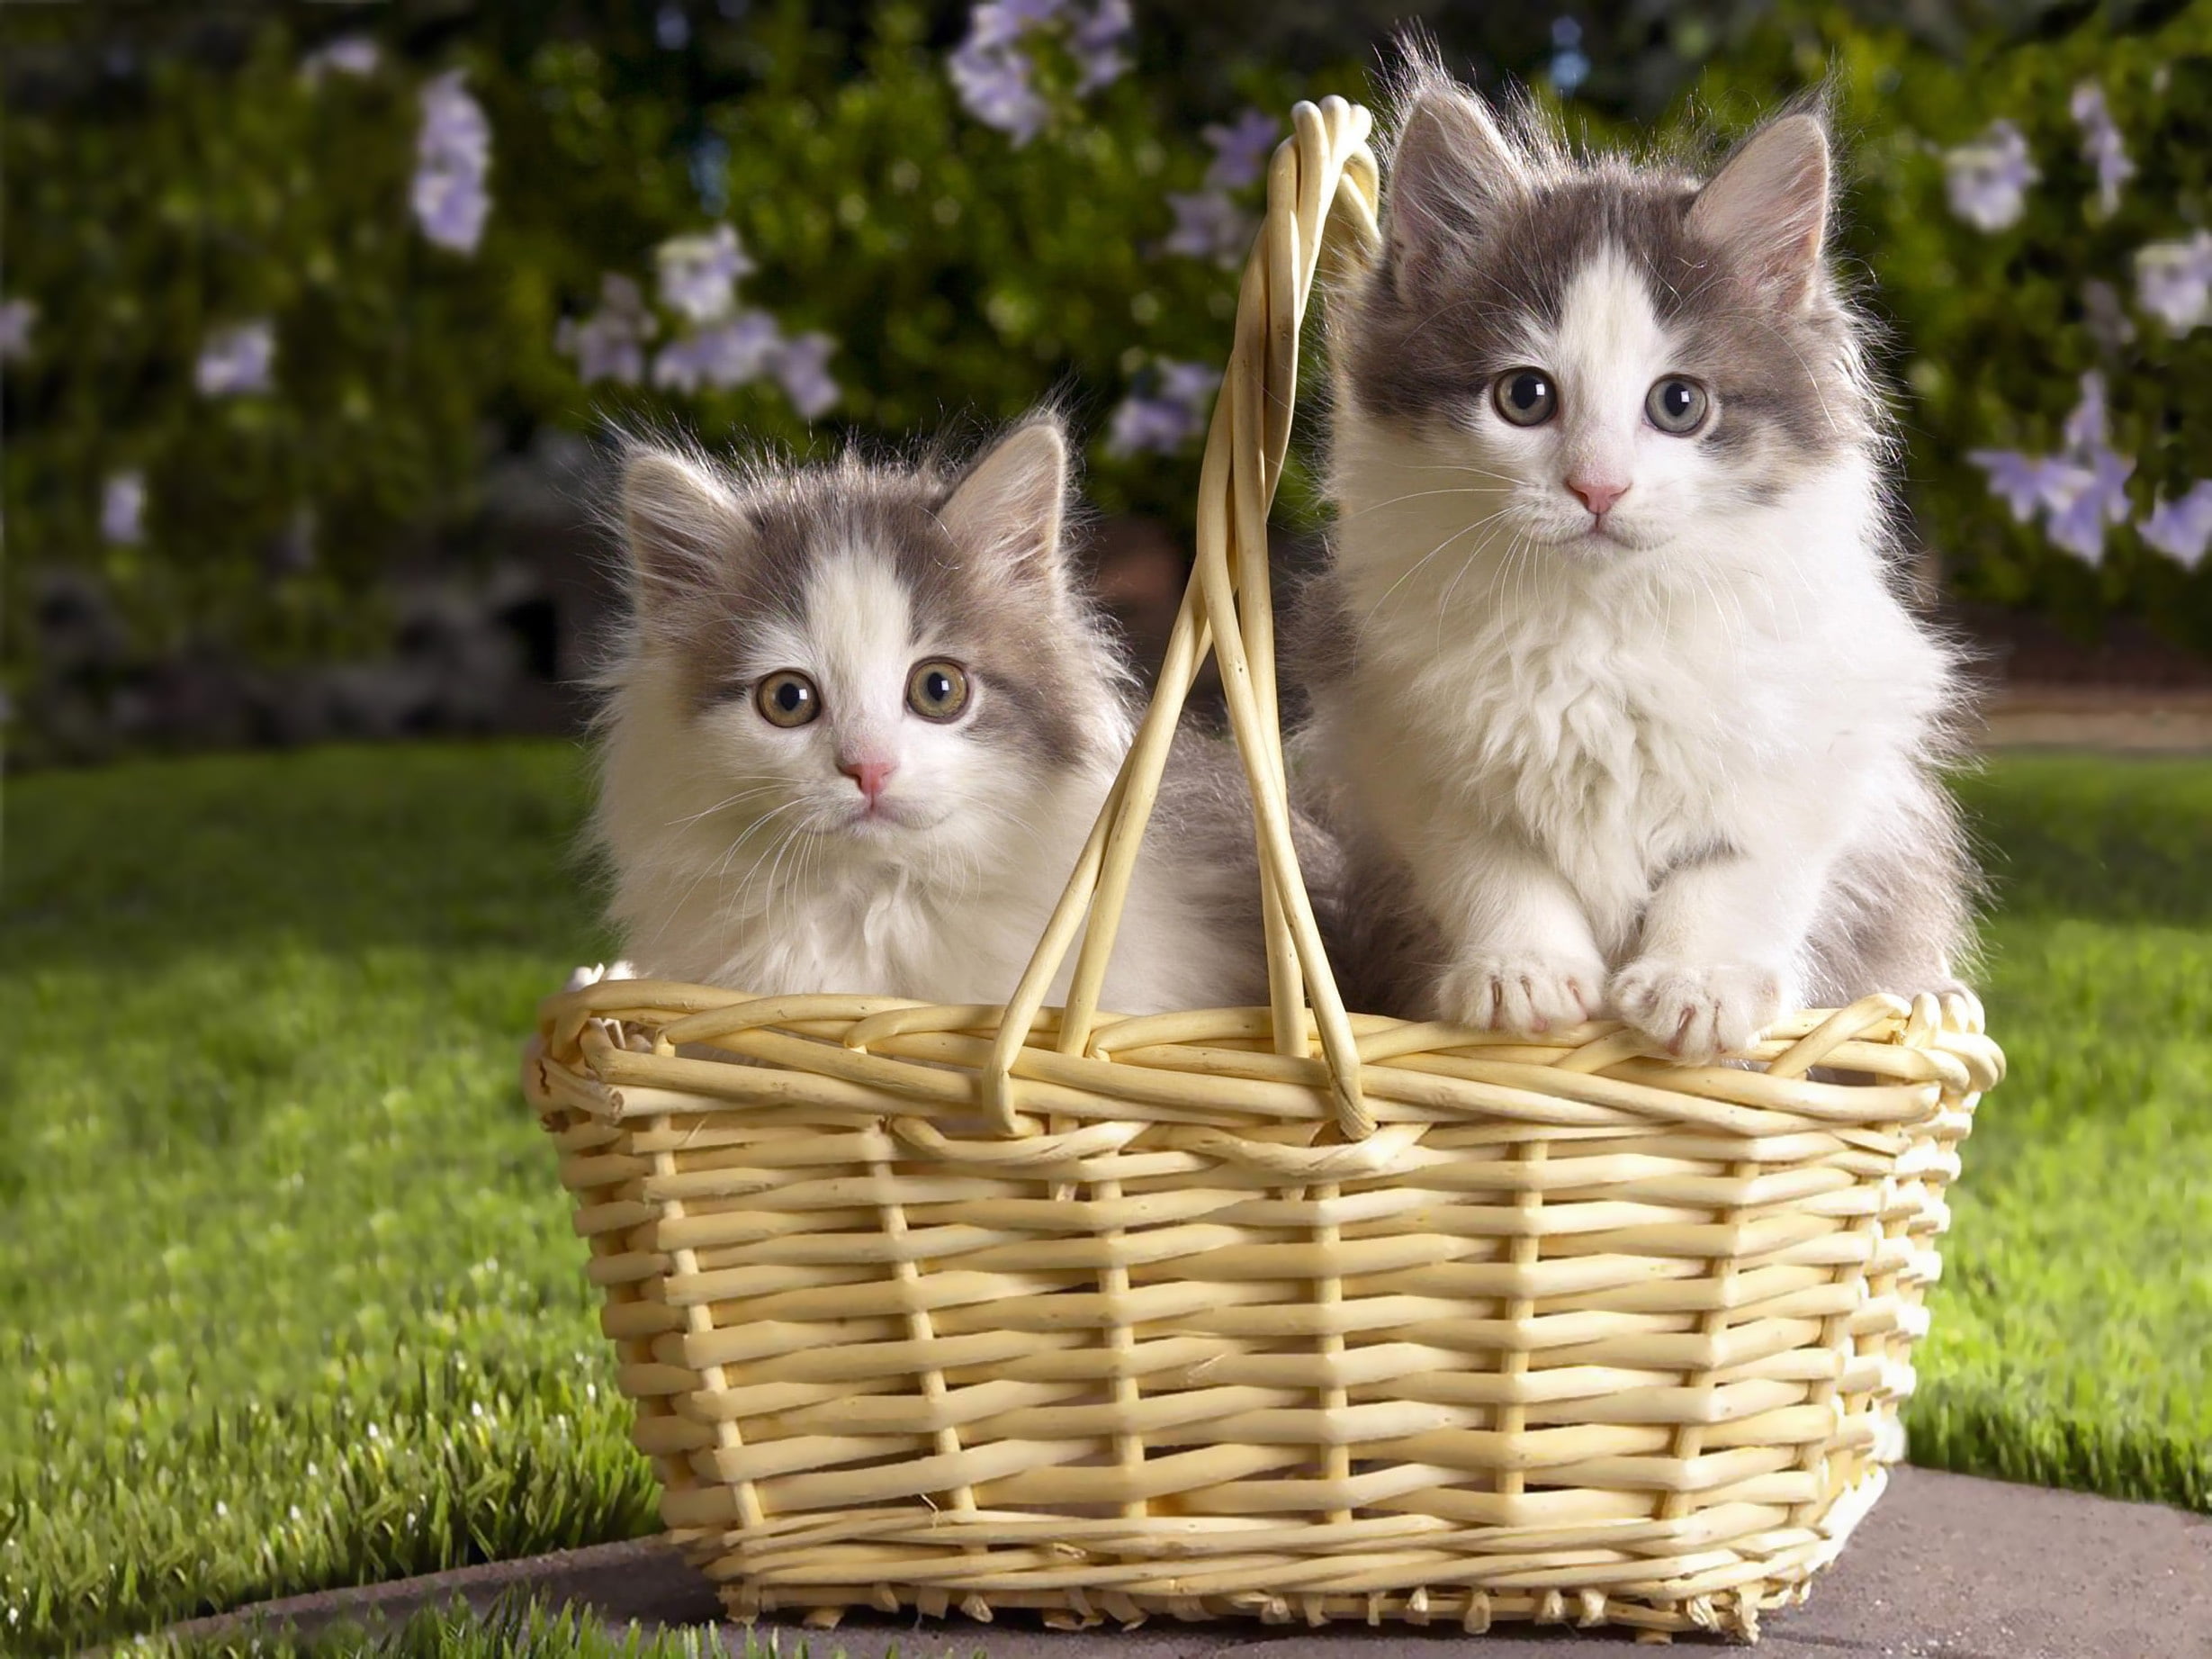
[[1646, 375, 1711, 435], [1492, 368, 1557, 427], [906, 658, 970, 722], [754, 670, 820, 727]]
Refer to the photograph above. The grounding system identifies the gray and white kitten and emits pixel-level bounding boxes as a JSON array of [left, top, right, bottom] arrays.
[[1301, 62, 1974, 1059], [595, 416, 1305, 1014]]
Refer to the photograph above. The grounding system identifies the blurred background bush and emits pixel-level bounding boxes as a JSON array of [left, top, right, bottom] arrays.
[[4, 0, 2209, 767]]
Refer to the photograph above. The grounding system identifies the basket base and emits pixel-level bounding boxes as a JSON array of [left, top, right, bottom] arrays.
[[709, 1578, 1807, 1643], [684, 1465, 1884, 1646]]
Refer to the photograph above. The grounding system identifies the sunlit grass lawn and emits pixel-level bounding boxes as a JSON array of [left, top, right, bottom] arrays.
[[157, 1600, 771, 1659], [3, 741, 2207, 1654]]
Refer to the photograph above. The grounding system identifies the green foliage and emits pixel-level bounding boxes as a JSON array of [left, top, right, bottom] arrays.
[[0, 3, 1276, 724], [6, 3, 2208, 750], [571, 4, 1263, 500], [3, 740, 2208, 1651], [1686, 5, 2212, 642], [3, 25, 499, 670]]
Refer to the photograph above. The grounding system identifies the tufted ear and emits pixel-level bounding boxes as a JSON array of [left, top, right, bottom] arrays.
[[1687, 113, 1831, 308], [618, 446, 747, 613], [940, 417, 1072, 600], [1386, 78, 1530, 291]]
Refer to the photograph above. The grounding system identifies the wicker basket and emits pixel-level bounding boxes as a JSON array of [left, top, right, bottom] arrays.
[[524, 96, 2004, 1645]]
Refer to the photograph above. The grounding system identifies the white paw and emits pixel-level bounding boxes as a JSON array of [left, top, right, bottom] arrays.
[[1436, 952, 1605, 1037], [1612, 959, 1785, 1063]]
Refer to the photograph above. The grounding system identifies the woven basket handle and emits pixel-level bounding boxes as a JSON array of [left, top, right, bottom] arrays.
[[984, 97, 1381, 1139]]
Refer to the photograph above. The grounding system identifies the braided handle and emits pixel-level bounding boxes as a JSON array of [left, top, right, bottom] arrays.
[[983, 97, 1381, 1138]]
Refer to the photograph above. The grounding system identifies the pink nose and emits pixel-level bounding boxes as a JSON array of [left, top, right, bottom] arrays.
[[839, 757, 896, 804], [1567, 476, 1629, 517]]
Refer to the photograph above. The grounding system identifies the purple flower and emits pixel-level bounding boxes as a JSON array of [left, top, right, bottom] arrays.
[[2142, 482, 2212, 570], [770, 332, 840, 419], [655, 4, 690, 50], [1107, 395, 1195, 456], [413, 71, 490, 254], [971, 0, 1065, 50], [556, 275, 657, 385], [1944, 122, 2037, 233], [1968, 450, 2056, 522], [195, 320, 275, 396], [2040, 448, 2134, 566], [1158, 359, 1222, 409], [652, 310, 781, 393], [413, 166, 490, 255], [1971, 372, 2134, 566], [102, 472, 146, 545], [1106, 358, 1219, 456], [1162, 190, 1252, 265], [2061, 368, 2109, 455], [1066, 0, 1132, 93], [418, 69, 489, 169], [1202, 108, 1280, 192], [948, 0, 1128, 142], [2070, 82, 2133, 220], [300, 34, 380, 83], [2135, 230, 2212, 334], [949, 27, 1049, 143], [655, 225, 752, 324], [0, 297, 34, 361]]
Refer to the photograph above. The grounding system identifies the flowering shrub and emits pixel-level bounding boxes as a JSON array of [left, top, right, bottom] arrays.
[[4, 1, 2209, 761], [0, 5, 1283, 755], [1663, 2, 2212, 649], [1970, 373, 2135, 565], [948, 0, 1132, 144], [1875, 12, 2209, 622], [560, 226, 840, 417]]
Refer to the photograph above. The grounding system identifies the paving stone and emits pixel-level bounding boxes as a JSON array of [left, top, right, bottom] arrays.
[[158, 1469, 2211, 1658]]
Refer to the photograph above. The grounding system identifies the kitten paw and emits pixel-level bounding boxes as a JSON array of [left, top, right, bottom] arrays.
[[1435, 953, 1606, 1037], [1612, 959, 1785, 1063]]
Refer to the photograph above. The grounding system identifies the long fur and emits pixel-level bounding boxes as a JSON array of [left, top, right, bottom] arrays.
[[1299, 54, 1976, 1059], [591, 415, 1323, 1014]]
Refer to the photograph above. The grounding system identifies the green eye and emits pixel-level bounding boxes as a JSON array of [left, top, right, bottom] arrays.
[[754, 670, 820, 727], [1646, 375, 1711, 435], [1493, 368, 1557, 427], [905, 659, 970, 721]]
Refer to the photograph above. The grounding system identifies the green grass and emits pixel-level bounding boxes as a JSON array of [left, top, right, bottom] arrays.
[[4, 741, 2208, 1655], [149, 1599, 742, 1658], [148, 1596, 945, 1657], [1911, 755, 2212, 1509]]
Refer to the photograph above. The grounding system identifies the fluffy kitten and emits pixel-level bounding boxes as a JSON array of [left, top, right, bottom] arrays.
[[594, 416, 1299, 1014], [1302, 62, 1974, 1059]]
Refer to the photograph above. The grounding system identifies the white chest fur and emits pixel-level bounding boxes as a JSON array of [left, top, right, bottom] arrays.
[[1322, 429, 1934, 955]]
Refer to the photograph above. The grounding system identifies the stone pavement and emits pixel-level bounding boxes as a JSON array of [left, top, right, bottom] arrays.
[[159, 1468, 2210, 1658]]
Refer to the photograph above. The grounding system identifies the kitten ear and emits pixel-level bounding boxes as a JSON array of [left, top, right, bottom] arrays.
[[1687, 113, 1831, 308], [940, 418, 1071, 597], [1387, 80, 1528, 284], [618, 446, 745, 609]]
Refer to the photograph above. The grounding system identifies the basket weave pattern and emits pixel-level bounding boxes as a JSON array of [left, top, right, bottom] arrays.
[[526, 98, 2003, 1642]]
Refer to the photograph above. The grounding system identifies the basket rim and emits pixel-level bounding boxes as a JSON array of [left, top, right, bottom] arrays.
[[530, 978, 2001, 1139]]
